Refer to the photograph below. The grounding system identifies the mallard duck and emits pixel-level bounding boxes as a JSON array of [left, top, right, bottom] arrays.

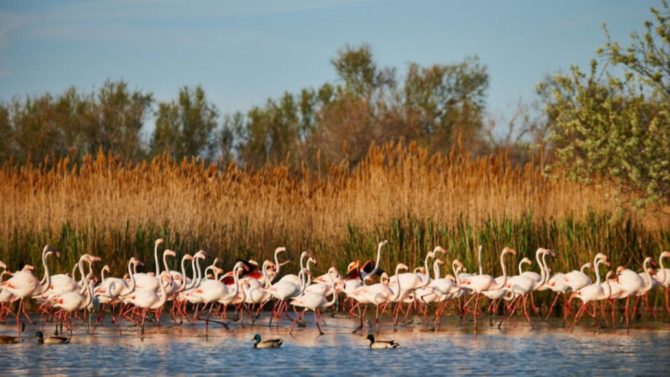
[[0, 335, 21, 344], [367, 334, 398, 349], [252, 334, 282, 349], [35, 331, 70, 344]]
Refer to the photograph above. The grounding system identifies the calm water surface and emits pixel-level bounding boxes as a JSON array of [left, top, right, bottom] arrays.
[[1, 316, 669, 376]]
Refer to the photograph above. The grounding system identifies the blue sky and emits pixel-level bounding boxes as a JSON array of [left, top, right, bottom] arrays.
[[0, 0, 657, 124]]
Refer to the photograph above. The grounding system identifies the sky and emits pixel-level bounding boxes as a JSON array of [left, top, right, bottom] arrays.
[[0, 0, 658, 125]]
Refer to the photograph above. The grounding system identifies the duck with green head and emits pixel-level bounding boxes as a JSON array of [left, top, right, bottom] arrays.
[[252, 334, 282, 349], [35, 331, 70, 344]]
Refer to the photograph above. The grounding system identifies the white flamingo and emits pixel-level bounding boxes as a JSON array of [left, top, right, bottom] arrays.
[[1, 245, 57, 334]]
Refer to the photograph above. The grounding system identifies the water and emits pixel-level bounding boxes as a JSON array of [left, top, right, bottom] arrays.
[[1, 316, 669, 376]]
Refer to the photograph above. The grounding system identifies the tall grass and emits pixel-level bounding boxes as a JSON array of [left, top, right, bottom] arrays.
[[1, 143, 668, 278]]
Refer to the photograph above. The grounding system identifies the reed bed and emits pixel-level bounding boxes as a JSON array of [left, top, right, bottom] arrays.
[[1, 143, 668, 278]]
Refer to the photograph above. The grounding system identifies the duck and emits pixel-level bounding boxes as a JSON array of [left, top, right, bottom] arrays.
[[0, 334, 21, 344], [35, 331, 70, 344], [252, 334, 283, 349], [366, 334, 399, 349]]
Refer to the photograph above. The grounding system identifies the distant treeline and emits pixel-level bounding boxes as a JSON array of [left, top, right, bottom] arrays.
[[0, 45, 514, 169]]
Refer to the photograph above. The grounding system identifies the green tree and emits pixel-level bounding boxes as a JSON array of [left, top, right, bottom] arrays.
[[151, 86, 218, 159], [235, 92, 302, 168], [541, 1, 670, 205], [599, 0, 670, 97], [91, 80, 153, 161]]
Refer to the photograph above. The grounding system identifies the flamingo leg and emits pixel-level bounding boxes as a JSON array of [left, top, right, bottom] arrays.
[[473, 293, 480, 330], [15, 299, 23, 335], [624, 296, 630, 328], [546, 292, 562, 320], [522, 294, 532, 325], [315, 309, 324, 336]]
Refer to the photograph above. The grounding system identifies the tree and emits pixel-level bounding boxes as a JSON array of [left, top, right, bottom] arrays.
[[599, 0, 670, 98], [541, 1, 670, 205], [234, 93, 302, 168], [151, 86, 218, 159], [0, 104, 13, 161], [403, 56, 489, 153], [91, 80, 153, 161]]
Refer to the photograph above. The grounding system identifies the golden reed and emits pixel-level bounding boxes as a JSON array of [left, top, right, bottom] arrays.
[[0, 143, 667, 274]]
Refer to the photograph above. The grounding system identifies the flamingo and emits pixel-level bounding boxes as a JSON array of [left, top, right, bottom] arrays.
[[350, 263, 408, 332], [570, 255, 611, 327], [482, 248, 517, 313], [217, 262, 247, 320], [124, 270, 172, 333], [631, 256, 657, 320], [386, 250, 434, 325], [94, 257, 141, 304], [289, 277, 344, 335], [1, 245, 58, 334], [653, 251, 670, 313], [613, 262, 645, 327], [496, 250, 549, 325]]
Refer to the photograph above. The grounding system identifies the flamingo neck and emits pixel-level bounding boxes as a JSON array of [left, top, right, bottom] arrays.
[[71, 261, 80, 282], [38, 249, 52, 295], [193, 257, 203, 289], [232, 266, 241, 295], [499, 251, 509, 287], [540, 251, 549, 284], [155, 274, 169, 308], [452, 262, 460, 285], [77, 257, 87, 286], [204, 266, 214, 280], [643, 259, 653, 292], [325, 281, 338, 307], [81, 275, 93, 307], [274, 250, 281, 276], [127, 260, 136, 293], [594, 259, 603, 286], [373, 243, 383, 276], [185, 257, 197, 290], [262, 264, 271, 289], [478, 246, 483, 276], [162, 252, 171, 277], [177, 257, 189, 292], [392, 266, 403, 301], [299, 252, 308, 274], [580, 263, 590, 274], [423, 253, 431, 284], [154, 242, 161, 276], [433, 261, 441, 280], [535, 250, 544, 283]]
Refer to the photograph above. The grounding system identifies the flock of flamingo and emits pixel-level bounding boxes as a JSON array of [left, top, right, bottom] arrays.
[[1, 239, 669, 341]]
